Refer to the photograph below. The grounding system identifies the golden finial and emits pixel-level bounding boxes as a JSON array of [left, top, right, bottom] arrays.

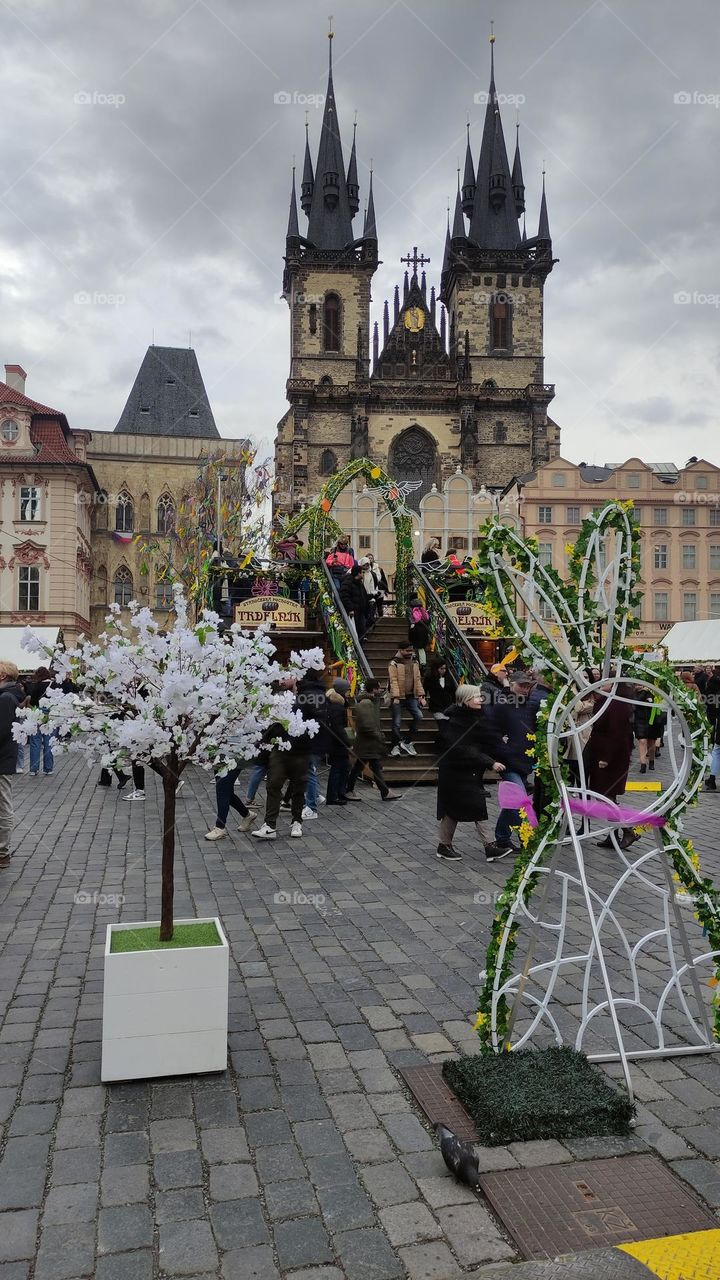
[[328, 14, 334, 40], [490, 19, 495, 43]]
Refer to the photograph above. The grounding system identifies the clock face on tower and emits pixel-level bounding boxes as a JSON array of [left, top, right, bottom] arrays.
[[403, 307, 425, 333]]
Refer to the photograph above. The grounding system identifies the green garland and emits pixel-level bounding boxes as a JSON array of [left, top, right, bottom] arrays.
[[473, 501, 720, 1049]]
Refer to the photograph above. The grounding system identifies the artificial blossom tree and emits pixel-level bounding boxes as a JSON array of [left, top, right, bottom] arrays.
[[15, 585, 323, 941]]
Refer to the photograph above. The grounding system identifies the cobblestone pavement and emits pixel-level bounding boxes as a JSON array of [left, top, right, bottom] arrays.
[[0, 751, 719, 1279]]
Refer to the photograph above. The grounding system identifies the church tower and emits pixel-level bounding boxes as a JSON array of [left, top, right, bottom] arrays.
[[275, 28, 378, 515], [440, 34, 558, 477]]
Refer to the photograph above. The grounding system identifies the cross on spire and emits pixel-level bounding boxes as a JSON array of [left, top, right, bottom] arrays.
[[400, 247, 430, 276]]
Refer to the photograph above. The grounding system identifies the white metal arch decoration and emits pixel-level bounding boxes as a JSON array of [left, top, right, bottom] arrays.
[[474, 501, 720, 1103]]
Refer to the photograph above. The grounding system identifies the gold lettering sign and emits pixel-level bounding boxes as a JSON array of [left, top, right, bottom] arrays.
[[234, 596, 306, 630], [446, 601, 496, 634]]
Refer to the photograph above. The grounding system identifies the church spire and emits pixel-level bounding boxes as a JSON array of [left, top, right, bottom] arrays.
[[286, 165, 300, 247], [451, 175, 466, 242], [300, 119, 314, 215], [538, 169, 551, 241], [363, 167, 377, 242], [468, 30, 521, 249], [347, 120, 359, 216], [461, 122, 475, 216], [512, 120, 525, 218], [306, 25, 354, 249]]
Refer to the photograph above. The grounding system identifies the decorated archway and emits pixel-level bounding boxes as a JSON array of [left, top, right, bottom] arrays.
[[280, 458, 415, 613]]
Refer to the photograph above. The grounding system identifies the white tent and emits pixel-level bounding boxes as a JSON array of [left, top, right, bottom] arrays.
[[0, 627, 60, 671], [661, 620, 720, 665]]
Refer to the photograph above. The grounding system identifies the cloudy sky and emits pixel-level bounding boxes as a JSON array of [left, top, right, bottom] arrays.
[[0, 0, 718, 468]]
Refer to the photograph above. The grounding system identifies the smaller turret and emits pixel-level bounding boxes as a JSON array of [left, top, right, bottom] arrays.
[[461, 123, 476, 215], [347, 122, 359, 216], [512, 121, 525, 218], [300, 121, 314, 215]]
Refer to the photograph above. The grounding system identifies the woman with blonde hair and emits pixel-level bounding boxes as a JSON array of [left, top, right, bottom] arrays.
[[435, 684, 507, 862], [421, 537, 441, 566]]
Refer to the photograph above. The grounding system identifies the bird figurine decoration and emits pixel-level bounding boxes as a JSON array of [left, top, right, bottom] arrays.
[[435, 1123, 479, 1187]]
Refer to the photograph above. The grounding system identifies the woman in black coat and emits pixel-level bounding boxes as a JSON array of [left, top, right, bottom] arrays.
[[424, 658, 457, 718], [436, 686, 506, 863], [339, 566, 369, 640]]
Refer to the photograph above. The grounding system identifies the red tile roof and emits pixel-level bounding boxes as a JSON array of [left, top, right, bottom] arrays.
[[30, 418, 84, 465], [0, 379, 63, 416]]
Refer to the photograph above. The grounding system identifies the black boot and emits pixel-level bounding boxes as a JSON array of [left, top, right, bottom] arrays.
[[707, 776, 717, 791], [640, 763, 647, 774], [649, 759, 655, 771]]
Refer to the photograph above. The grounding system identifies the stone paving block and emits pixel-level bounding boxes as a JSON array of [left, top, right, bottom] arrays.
[[194, 1088, 239, 1128], [436, 1204, 515, 1265], [8, 1103, 56, 1137], [95, 1253, 154, 1280], [100, 1164, 149, 1206], [316, 1069, 359, 1094], [344, 1126, 395, 1163], [359, 1160, 419, 1208], [238, 1078, 281, 1112], [149, 1118, 197, 1152], [417, 1176, 479, 1208], [671, 1157, 720, 1207], [150, 1084, 193, 1119], [294, 1119, 346, 1157], [472, 1146, 520, 1173], [0, 1210, 38, 1262], [220, 1245, 280, 1280], [155, 1188, 205, 1223], [42, 1181, 97, 1224], [562, 1134, 646, 1160], [307, 1043, 350, 1071], [335, 1227, 405, 1280], [209, 1161, 259, 1200], [152, 1151, 203, 1189], [34, 1222, 94, 1279], [379, 1201, 441, 1246], [507, 1139, 573, 1167], [382, 1113, 434, 1153], [317, 1180, 375, 1230], [328, 1093, 377, 1131], [159, 1219, 219, 1274], [678, 1125, 720, 1157], [274, 1218, 334, 1269], [104, 1132, 149, 1167], [307, 1152, 357, 1188], [245, 1109, 293, 1148], [53, 1115, 101, 1149], [666, 1076, 720, 1111], [634, 1123, 691, 1160], [98, 1204, 154, 1253], [362, 1006, 401, 1031], [280, 1087, 330, 1123], [398, 1240, 463, 1279], [200, 1126, 250, 1163], [211, 1198, 269, 1249], [255, 1142, 306, 1184], [264, 1178, 319, 1221]]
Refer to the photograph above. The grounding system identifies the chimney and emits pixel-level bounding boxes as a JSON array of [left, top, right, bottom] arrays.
[[4, 365, 27, 395]]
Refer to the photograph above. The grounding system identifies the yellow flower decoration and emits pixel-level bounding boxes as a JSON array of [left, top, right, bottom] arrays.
[[369, 466, 381, 479], [473, 1011, 487, 1030], [526, 733, 537, 741], [565, 543, 575, 556]]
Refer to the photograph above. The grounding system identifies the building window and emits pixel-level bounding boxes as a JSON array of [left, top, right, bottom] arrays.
[[18, 566, 40, 611], [494, 421, 507, 443], [322, 293, 341, 352], [696, 474, 708, 489], [155, 580, 174, 609], [1, 418, 19, 442], [566, 506, 580, 525], [627, 472, 640, 489], [654, 591, 669, 621], [653, 544, 668, 570], [115, 492, 133, 533], [551, 473, 566, 488], [710, 508, 720, 526], [309, 303, 317, 335], [449, 536, 468, 551], [710, 592, 720, 619], [653, 507, 668, 526], [683, 592, 698, 621], [538, 505, 553, 524], [710, 545, 720, 571], [358, 534, 371, 550], [538, 543, 553, 567], [113, 566, 133, 608], [632, 600, 642, 622], [681, 507, 696, 526], [538, 598, 554, 621], [19, 485, 40, 521], [682, 544, 697, 570], [156, 494, 176, 535], [319, 448, 337, 476], [490, 296, 510, 350]]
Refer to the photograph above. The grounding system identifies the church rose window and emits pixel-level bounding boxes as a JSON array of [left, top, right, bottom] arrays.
[[323, 294, 341, 352], [388, 426, 439, 511]]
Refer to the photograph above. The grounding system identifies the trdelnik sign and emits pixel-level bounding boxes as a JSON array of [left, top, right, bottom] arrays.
[[234, 597, 306, 630], [445, 601, 497, 633]]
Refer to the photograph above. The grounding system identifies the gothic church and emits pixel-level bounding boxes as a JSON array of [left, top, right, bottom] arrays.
[[274, 33, 560, 518]]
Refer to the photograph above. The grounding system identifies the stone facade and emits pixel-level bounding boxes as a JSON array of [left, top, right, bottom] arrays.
[[513, 456, 720, 647], [0, 366, 96, 647]]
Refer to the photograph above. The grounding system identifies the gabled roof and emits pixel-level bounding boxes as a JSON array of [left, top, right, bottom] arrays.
[[373, 276, 451, 380], [0, 380, 64, 419], [114, 346, 220, 438], [31, 418, 84, 465]]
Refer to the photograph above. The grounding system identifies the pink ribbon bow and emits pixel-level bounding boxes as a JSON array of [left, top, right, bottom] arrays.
[[497, 782, 667, 830]]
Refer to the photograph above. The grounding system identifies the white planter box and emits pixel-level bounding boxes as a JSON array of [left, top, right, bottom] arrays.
[[101, 917, 229, 1083]]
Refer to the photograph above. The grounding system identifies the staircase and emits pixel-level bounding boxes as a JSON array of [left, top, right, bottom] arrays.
[[360, 616, 438, 786]]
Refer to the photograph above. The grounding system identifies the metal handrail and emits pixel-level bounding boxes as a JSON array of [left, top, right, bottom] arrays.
[[409, 562, 488, 683], [317, 560, 374, 682]]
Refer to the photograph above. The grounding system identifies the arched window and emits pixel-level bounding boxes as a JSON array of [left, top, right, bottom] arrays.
[[157, 494, 176, 534], [319, 375, 333, 386], [494, 421, 507, 443], [115, 491, 133, 533], [113, 565, 133, 607], [319, 449, 337, 476], [323, 293, 341, 352], [388, 426, 440, 512], [490, 295, 511, 350]]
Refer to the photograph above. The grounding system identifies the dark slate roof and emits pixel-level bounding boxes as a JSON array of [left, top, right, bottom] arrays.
[[578, 464, 615, 483], [306, 40, 355, 250], [114, 347, 220, 438], [468, 44, 522, 250], [373, 276, 451, 381]]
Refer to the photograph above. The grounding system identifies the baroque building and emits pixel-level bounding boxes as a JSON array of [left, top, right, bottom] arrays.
[[274, 34, 560, 520]]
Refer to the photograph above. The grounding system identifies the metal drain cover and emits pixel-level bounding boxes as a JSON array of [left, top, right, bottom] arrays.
[[479, 1154, 717, 1260], [399, 1064, 477, 1141]]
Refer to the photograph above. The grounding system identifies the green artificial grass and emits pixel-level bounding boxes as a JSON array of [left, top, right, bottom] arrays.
[[443, 1046, 634, 1146], [110, 922, 222, 954]]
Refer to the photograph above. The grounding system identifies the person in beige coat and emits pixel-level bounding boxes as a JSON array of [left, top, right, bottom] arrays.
[[388, 645, 426, 757]]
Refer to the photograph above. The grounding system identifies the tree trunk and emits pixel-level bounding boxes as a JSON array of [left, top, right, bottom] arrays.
[[159, 768, 177, 942]]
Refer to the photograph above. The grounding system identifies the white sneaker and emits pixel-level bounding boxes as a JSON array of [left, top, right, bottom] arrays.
[[204, 826, 227, 841], [238, 814, 255, 832], [290, 821, 303, 838], [301, 806, 318, 820], [242, 800, 258, 810], [400, 742, 417, 756], [390, 745, 402, 757], [123, 790, 145, 801], [251, 824, 277, 840]]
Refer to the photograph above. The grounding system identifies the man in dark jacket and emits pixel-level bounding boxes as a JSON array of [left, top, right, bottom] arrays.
[[484, 672, 549, 856], [340, 565, 369, 640], [252, 672, 324, 840], [0, 662, 26, 867], [705, 667, 720, 790], [325, 678, 359, 805], [346, 679, 398, 801]]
